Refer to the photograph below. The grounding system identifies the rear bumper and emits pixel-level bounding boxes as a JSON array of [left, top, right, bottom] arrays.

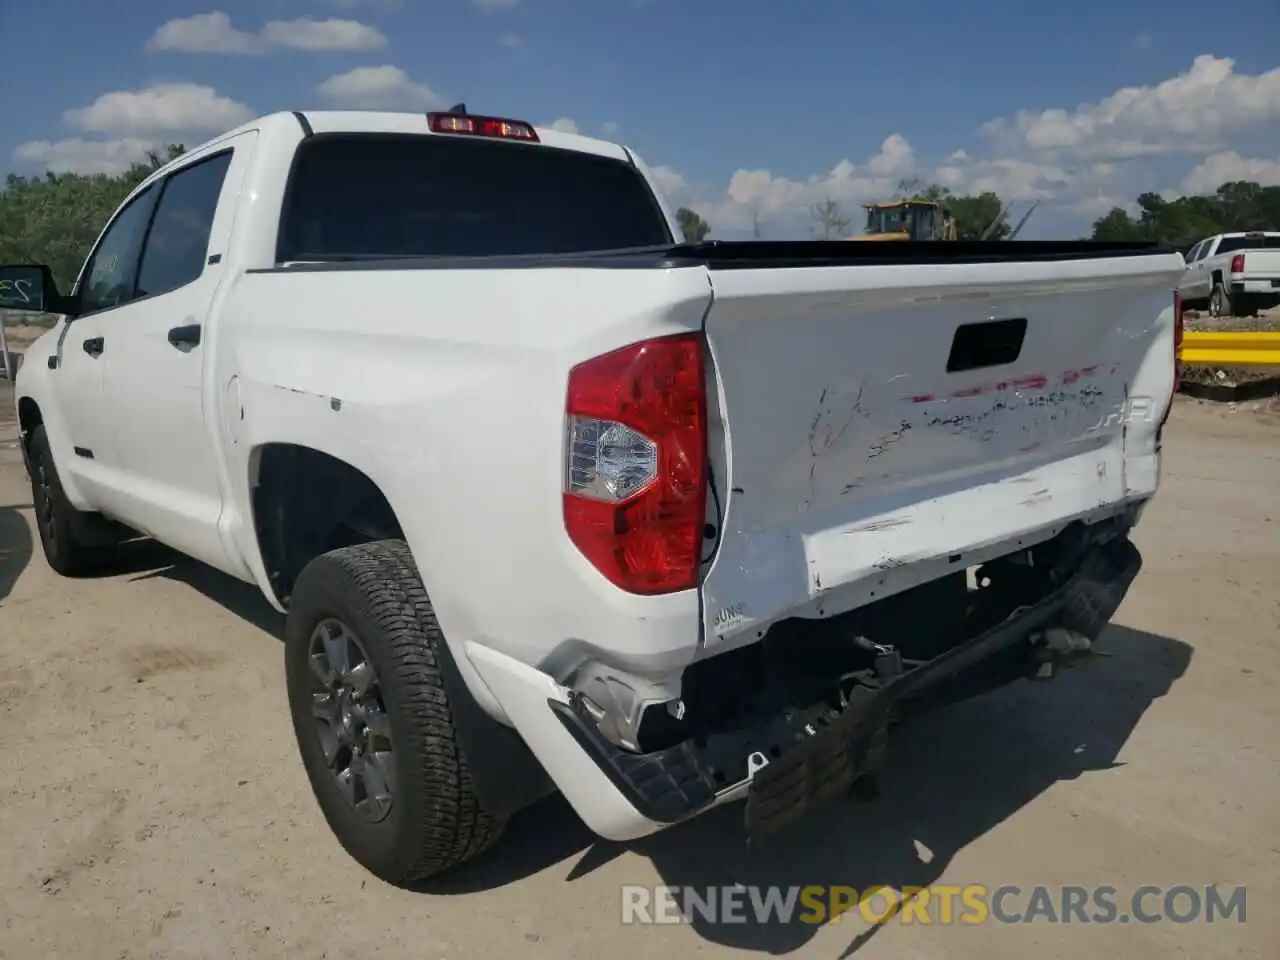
[[464, 528, 1144, 842], [1231, 279, 1280, 296]]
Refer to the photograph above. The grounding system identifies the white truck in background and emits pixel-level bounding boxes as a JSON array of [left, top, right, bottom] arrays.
[[0, 107, 1186, 888], [1178, 230, 1280, 317]]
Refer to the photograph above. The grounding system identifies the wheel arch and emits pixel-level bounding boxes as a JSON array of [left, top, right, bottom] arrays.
[[252, 448, 556, 822], [248, 441, 405, 608]]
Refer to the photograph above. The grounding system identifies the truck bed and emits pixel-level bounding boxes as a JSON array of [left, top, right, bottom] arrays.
[[266, 238, 1173, 273]]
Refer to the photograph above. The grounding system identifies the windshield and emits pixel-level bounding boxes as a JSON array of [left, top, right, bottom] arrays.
[[277, 133, 673, 261], [866, 206, 908, 234]]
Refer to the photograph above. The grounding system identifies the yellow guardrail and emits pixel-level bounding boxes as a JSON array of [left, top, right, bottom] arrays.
[[1182, 331, 1280, 368]]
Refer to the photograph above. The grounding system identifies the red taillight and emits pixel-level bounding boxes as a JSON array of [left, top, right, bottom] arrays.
[[563, 334, 708, 595], [1230, 253, 1245, 273], [427, 112, 539, 142]]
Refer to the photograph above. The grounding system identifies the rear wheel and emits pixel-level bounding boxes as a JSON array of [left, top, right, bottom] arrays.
[[1208, 281, 1231, 318], [285, 539, 505, 886], [26, 425, 118, 576]]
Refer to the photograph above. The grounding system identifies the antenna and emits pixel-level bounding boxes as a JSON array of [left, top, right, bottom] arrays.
[[446, 103, 467, 115]]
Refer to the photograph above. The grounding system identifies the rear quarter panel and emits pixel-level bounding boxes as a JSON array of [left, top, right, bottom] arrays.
[[213, 264, 714, 709]]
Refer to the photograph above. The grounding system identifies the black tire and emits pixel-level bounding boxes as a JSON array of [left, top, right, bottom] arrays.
[[1209, 281, 1231, 318], [285, 539, 505, 886], [26, 425, 118, 577]]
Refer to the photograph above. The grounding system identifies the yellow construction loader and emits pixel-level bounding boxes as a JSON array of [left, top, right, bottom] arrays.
[[855, 199, 958, 241]]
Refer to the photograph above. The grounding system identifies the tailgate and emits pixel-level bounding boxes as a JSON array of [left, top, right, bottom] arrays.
[[698, 247, 1184, 656], [1236, 249, 1280, 279]]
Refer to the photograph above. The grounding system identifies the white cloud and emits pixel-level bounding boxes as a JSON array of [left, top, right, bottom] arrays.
[[662, 54, 1280, 239], [497, 32, 525, 49], [64, 84, 253, 135], [13, 137, 161, 175], [980, 55, 1280, 162], [147, 11, 386, 55], [260, 18, 386, 52], [933, 155, 1070, 200], [546, 117, 580, 134], [867, 133, 915, 176], [146, 12, 259, 54], [648, 165, 686, 200], [1071, 192, 1130, 218], [691, 134, 919, 232], [326, 0, 401, 9], [1181, 151, 1280, 194], [317, 66, 443, 109], [600, 121, 621, 137]]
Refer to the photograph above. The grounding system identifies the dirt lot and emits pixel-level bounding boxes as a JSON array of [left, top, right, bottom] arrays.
[[0, 399, 1278, 960]]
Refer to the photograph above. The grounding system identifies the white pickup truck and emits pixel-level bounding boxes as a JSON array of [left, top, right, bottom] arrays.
[[0, 108, 1186, 887], [1178, 230, 1280, 317]]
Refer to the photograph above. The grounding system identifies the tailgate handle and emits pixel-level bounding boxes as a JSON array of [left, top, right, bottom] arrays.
[[946, 317, 1027, 373]]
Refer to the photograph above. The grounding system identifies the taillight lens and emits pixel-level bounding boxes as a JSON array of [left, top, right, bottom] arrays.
[[1230, 253, 1245, 273], [563, 334, 708, 594]]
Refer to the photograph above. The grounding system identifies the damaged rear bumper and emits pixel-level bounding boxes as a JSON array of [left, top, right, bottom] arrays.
[[464, 530, 1143, 843]]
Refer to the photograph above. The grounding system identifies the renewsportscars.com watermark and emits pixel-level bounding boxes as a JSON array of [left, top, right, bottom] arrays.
[[620, 884, 1247, 926]]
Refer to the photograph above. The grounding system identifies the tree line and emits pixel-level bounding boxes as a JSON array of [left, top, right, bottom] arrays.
[[677, 179, 1280, 246], [1087, 182, 1280, 251], [677, 178, 1015, 243], [0, 145, 187, 296]]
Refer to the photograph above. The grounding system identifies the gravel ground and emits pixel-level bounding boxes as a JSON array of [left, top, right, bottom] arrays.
[[1182, 305, 1280, 334], [0, 398, 1277, 960]]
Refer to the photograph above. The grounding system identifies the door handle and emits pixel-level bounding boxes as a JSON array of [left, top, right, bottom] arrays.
[[82, 336, 104, 357], [167, 324, 202, 348]]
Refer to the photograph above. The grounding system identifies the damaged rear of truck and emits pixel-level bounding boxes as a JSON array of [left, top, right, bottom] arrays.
[[117, 115, 1182, 885], [3, 111, 1187, 888], [481, 238, 1187, 849], [236, 205, 1184, 886]]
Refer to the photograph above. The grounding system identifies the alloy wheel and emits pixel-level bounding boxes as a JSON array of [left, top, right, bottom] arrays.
[[306, 618, 396, 823]]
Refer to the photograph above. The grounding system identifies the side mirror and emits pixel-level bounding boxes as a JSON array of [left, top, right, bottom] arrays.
[[0, 264, 74, 316]]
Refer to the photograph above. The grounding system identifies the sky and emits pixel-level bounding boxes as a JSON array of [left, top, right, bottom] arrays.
[[2, 0, 1279, 239]]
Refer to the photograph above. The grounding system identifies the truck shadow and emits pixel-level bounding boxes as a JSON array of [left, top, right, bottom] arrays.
[[639, 625, 1191, 955], [110, 538, 285, 636], [0, 503, 34, 606], [428, 624, 1192, 957], [103, 539, 1192, 956]]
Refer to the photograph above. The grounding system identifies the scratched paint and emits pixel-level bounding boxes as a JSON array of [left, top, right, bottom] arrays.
[[803, 364, 1126, 511], [803, 379, 872, 512], [807, 380, 869, 458]]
